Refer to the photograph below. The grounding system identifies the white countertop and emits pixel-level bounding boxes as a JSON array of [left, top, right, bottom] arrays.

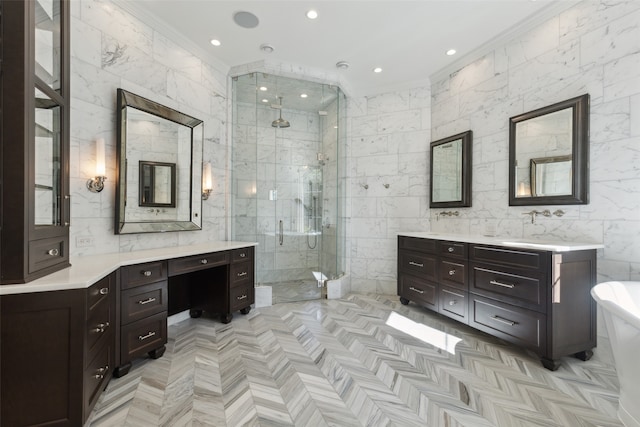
[[0, 241, 257, 296], [398, 232, 604, 252]]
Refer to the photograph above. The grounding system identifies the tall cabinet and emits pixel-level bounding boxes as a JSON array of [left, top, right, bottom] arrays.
[[1, 0, 71, 284]]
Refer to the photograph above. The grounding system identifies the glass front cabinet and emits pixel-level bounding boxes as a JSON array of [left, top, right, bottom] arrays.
[[1, 0, 70, 283]]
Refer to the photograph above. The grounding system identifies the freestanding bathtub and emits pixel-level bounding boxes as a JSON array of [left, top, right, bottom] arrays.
[[591, 281, 640, 427]]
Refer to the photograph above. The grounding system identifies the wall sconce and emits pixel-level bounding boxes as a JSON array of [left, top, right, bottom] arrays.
[[87, 138, 107, 193], [202, 162, 213, 200]]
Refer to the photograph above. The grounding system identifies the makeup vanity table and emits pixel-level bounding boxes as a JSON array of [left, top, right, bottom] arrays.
[[0, 241, 256, 426]]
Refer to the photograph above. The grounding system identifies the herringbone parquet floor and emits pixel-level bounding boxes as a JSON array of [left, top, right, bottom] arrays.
[[86, 294, 622, 426]]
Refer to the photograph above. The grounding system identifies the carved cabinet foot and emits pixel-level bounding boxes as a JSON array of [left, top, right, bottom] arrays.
[[574, 349, 593, 361], [399, 297, 410, 305], [240, 306, 251, 315], [541, 357, 561, 371], [149, 345, 166, 360], [221, 313, 233, 324], [113, 363, 132, 378]]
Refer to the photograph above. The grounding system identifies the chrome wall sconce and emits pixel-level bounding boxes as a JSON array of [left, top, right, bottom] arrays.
[[87, 138, 107, 193], [202, 161, 213, 200]]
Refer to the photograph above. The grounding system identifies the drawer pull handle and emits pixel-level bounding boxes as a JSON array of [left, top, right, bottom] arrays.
[[448, 270, 456, 276], [490, 280, 515, 289], [449, 300, 457, 306], [142, 270, 152, 277], [447, 247, 455, 253], [93, 322, 110, 333], [236, 294, 248, 300], [409, 286, 424, 294], [490, 315, 517, 326], [93, 365, 109, 379], [99, 287, 109, 295], [408, 261, 424, 268], [138, 297, 157, 305], [138, 331, 156, 341], [240, 253, 246, 258], [200, 259, 208, 265], [47, 248, 59, 256], [237, 271, 248, 277]]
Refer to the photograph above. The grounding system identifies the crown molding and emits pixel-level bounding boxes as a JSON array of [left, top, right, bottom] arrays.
[[429, 0, 581, 83]]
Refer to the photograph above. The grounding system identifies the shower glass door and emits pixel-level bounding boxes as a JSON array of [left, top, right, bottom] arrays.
[[232, 73, 344, 304]]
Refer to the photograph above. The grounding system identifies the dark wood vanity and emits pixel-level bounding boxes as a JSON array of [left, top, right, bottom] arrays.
[[398, 234, 599, 370], [0, 242, 255, 425]]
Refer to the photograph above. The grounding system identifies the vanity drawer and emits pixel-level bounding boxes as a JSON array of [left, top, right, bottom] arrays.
[[232, 247, 253, 263], [399, 236, 437, 254], [86, 297, 112, 360], [121, 281, 168, 325], [471, 265, 545, 311], [398, 251, 437, 280], [439, 260, 466, 289], [84, 340, 112, 414], [471, 245, 547, 271], [230, 283, 254, 312], [120, 312, 167, 362], [470, 295, 546, 353], [28, 236, 69, 274], [399, 274, 437, 309], [438, 241, 467, 259], [121, 261, 167, 289], [168, 252, 229, 276], [439, 286, 468, 323], [87, 275, 112, 312], [230, 261, 253, 286]]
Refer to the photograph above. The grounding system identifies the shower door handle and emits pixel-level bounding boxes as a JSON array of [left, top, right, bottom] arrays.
[[279, 220, 283, 246]]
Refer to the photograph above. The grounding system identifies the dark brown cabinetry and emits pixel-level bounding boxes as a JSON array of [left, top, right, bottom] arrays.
[[1, 273, 115, 426], [398, 236, 597, 370], [1, 0, 71, 284]]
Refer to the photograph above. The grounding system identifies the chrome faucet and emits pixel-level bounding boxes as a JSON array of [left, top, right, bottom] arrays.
[[522, 209, 551, 224]]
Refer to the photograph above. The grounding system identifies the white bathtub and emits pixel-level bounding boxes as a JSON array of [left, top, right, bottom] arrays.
[[591, 281, 640, 427]]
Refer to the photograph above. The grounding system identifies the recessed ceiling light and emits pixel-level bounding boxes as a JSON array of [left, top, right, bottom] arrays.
[[260, 43, 274, 53], [261, 99, 269, 103], [373, 67, 383, 73], [233, 11, 259, 29], [300, 93, 308, 98], [210, 39, 221, 46], [259, 86, 268, 91], [446, 49, 457, 56], [336, 61, 350, 70], [306, 10, 318, 19]]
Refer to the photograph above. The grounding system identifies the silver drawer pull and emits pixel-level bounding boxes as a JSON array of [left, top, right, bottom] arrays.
[[447, 247, 455, 253], [93, 365, 109, 379], [99, 287, 109, 295], [142, 270, 152, 277], [449, 300, 457, 306], [409, 286, 424, 294], [236, 294, 248, 300], [490, 315, 517, 326], [138, 331, 156, 341], [449, 270, 456, 276], [240, 253, 246, 258], [47, 248, 59, 256], [489, 280, 515, 289], [138, 297, 156, 305], [93, 322, 110, 333], [408, 261, 424, 268], [237, 271, 248, 277], [200, 259, 208, 264]]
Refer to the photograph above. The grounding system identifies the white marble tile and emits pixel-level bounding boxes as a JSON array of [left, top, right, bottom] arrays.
[[506, 17, 561, 68], [603, 51, 640, 102], [71, 16, 102, 68], [580, 8, 640, 67], [366, 91, 412, 115], [153, 31, 202, 83], [449, 54, 496, 94], [377, 109, 423, 134]]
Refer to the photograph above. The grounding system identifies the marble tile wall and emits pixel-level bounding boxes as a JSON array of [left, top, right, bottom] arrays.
[[69, 0, 229, 256]]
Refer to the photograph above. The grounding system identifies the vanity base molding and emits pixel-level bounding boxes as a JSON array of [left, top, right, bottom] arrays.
[[397, 235, 597, 370]]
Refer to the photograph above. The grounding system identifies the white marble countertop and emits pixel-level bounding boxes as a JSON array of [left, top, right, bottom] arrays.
[[398, 232, 604, 252], [0, 241, 257, 296]]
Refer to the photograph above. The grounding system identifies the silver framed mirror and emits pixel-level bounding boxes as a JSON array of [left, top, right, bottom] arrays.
[[509, 94, 589, 206], [115, 89, 203, 234], [430, 130, 472, 208]]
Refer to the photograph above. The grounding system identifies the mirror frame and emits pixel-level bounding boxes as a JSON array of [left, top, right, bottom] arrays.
[[115, 88, 204, 234], [509, 94, 589, 206], [138, 161, 177, 208], [429, 130, 472, 208]]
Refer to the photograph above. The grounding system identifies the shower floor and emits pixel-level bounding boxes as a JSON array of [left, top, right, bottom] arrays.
[[268, 279, 323, 304]]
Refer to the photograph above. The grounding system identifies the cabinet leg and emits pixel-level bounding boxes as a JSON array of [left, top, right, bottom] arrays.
[[189, 309, 202, 318], [221, 313, 233, 324], [113, 363, 132, 378], [541, 357, 561, 371], [149, 345, 166, 360], [240, 306, 251, 315], [574, 350, 593, 361], [399, 297, 410, 305]]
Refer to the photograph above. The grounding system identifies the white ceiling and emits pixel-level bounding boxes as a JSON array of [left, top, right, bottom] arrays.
[[126, 0, 561, 97]]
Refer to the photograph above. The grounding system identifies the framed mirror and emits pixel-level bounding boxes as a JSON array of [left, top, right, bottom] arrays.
[[139, 161, 176, 207], [430, 130, 472, 208], [509, 94, 589, 206], [115, 89, 203, 234]]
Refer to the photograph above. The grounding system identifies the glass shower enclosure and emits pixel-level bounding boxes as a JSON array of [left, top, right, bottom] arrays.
[[231, 73, 345, 304]]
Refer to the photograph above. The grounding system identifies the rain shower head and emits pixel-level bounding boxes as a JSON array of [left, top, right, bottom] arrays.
[[271, 97, 290, 128]]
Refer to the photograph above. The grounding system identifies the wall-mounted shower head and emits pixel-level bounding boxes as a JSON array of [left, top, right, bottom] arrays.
[[272, 96, 290, 128]]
